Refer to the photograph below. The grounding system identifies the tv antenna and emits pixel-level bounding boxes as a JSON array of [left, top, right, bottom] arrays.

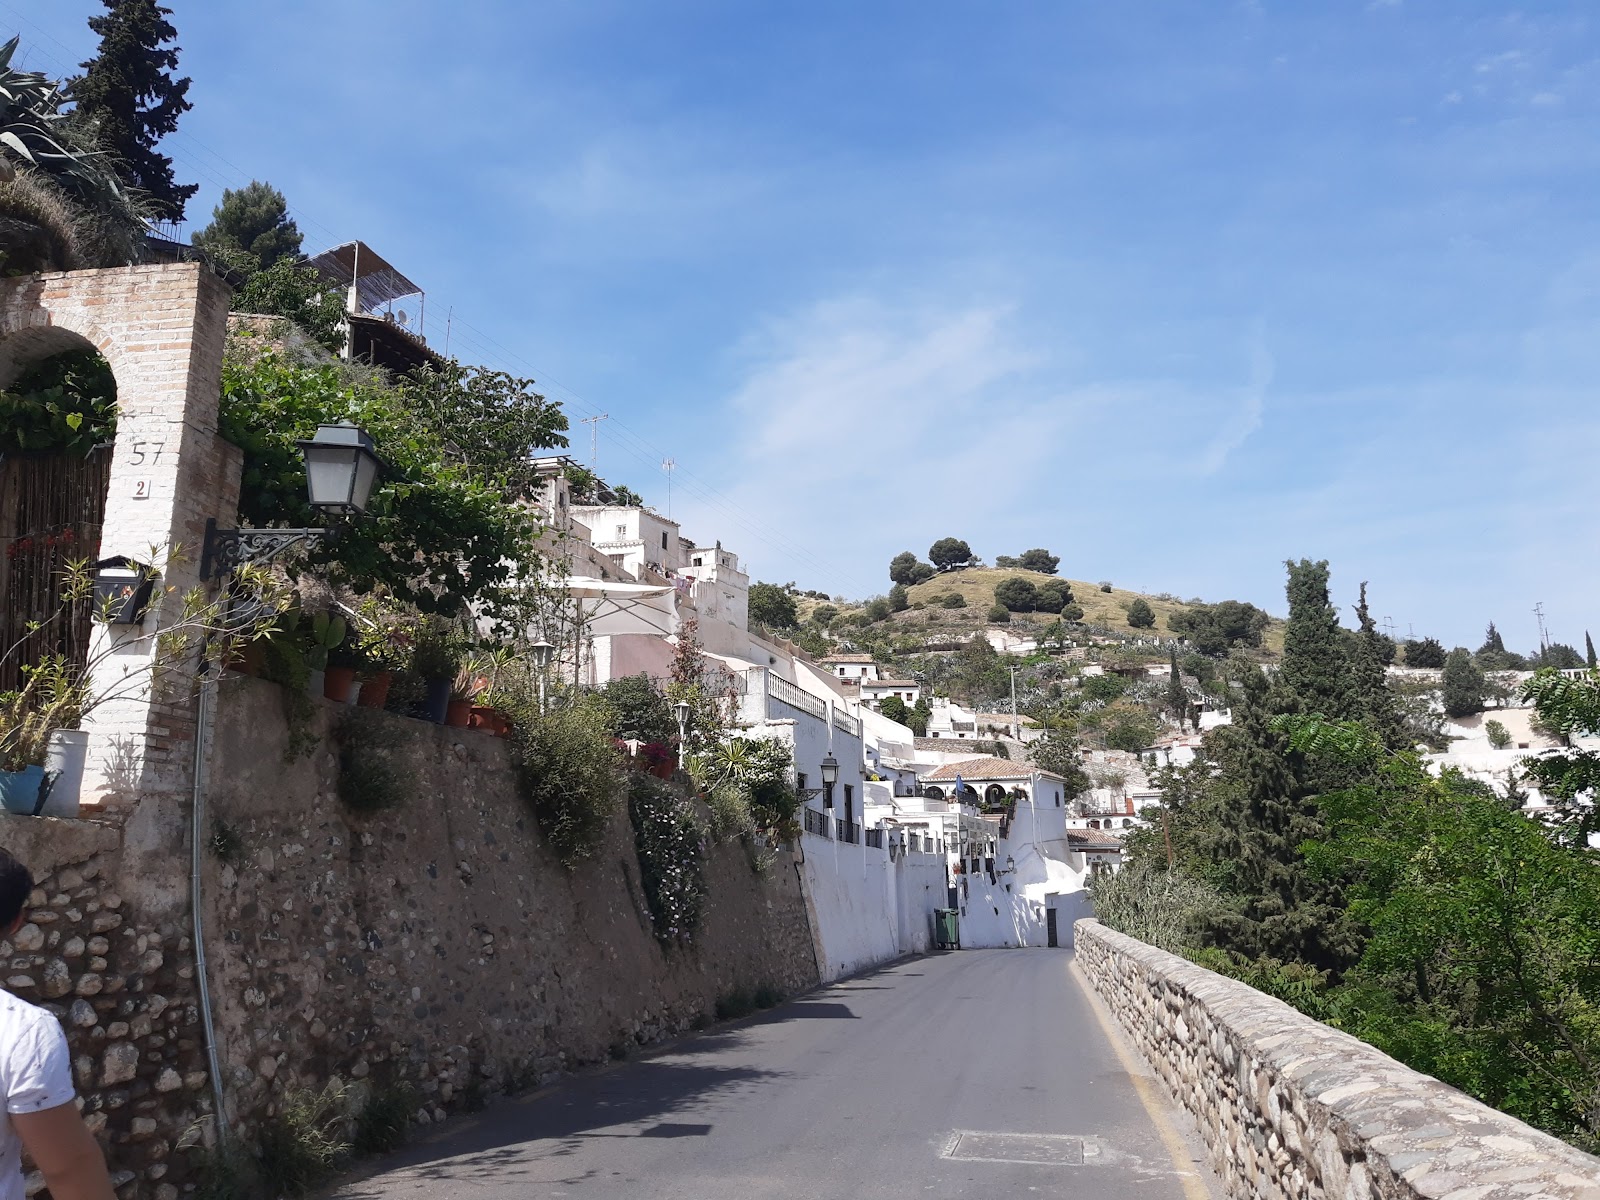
[[578, 414, 609, 467], [1534, 602, 1549, 652], [661, 458, 676, 518]]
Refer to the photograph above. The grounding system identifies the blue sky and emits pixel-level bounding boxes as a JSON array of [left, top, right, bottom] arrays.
[[17, 1, 1600, 651]]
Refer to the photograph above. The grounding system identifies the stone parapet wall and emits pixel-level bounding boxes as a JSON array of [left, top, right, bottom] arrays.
[[1074, 919, 1600, 1200]]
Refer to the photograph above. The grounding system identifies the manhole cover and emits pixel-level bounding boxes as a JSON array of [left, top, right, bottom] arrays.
[[945, 1131, 1087, 1165]]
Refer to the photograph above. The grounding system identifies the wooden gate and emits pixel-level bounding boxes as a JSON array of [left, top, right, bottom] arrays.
[[0, 449, 113, 691]]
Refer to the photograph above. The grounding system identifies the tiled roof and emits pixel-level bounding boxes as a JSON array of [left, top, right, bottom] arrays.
[[1067, 828, 1124, 851], [823, 654, 876, 663], [923, 757, 1031, 782], [864, 679, 918, 688]]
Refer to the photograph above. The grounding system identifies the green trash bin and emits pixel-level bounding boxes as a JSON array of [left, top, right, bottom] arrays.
[[935, 908, 960, 950]]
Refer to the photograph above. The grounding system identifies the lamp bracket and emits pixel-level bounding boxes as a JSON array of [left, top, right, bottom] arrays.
[[201, 518, 329, 582]]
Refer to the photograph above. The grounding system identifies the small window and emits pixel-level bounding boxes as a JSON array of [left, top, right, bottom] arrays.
[[844, 784, 854, 806], [615, 524, 627, 539], [661, 531, 669, 550], [693, 556, 702, 566], [797, 773, 807, 791]]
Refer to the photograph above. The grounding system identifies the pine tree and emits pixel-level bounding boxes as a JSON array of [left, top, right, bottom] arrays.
[[192, 181, 303, 271], [1478, 622, 1506, 655], [71, 0, 196, 221], [1350, 582, 1405, 748], [1278, 559, 1356, 720], [1587, 631, 1596, 669]]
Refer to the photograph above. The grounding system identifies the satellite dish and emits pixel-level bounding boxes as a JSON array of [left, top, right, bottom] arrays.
[[397, 309, 409, 326]]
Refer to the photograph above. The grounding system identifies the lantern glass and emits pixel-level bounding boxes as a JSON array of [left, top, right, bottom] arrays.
[[298, 424, 382, 515], [820, 754, 839, 786]]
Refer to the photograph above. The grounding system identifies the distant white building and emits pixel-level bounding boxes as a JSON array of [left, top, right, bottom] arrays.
[[821, 653, 880, 682], [860, 677, 921, 710], [571, 504, 684, 579]]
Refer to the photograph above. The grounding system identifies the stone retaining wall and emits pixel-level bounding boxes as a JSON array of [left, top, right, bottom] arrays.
[[1074, 919, 1600, 1200]]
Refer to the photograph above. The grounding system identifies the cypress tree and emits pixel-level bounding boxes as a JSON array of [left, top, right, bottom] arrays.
[[1166, 647, 1188, 732], [1441, 648, 1486, 718], [71, 0, 197, 221], [1587, 631, 1596, 669], [1479, 621, 1506, 655], [1350, 582, 1406, 748], [1278, 559, 1356, 720]]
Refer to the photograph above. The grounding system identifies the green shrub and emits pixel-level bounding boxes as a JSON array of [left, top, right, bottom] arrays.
[[1484, 718, 1512, 750], [994, 577, 1039, 612], [353, 1082, 416, 1156], [706, 783, 756, 842], [190, 1139, 260, 1200], [509, 695, 625, 867], [939, 593, 967, 609], [256, 1082, 351, 1197], [209, 819, 245, 865], [987, 604, 1011, 624], [336, 713, 410, 813], [628, 775, 707, 946], [601, 674, 675, 743], [1089, 861, 1220, 954]]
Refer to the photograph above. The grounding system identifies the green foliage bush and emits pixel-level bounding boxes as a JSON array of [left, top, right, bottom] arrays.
[[1402, 636, 1446, 668], [220, 347, 538, 622], [353, 1082, 416, 1156], [939, 593, 967, 609], [1018, 548, 1060, 573], [748, 582, 799, 630], [1484, 718, 1512, 750], [1168, 599, 1270, 656], [986, 604, 1011, 624], [888, 584, 909, 613], [994, 577, 1039, 612], [1033, 578, 1073, 614], [889, 551, 936, 586], [1091, 862, 1221, 954], [863, 597, 892, 623], [628, 774, 707, 946], [1080, 672, 1127, 703], [601, 674, 675, 743], [1441, 647, 1486, 717], [1126, 598, 1156, 628], [0, 350, 116, 456], [508, 696, 625, 867], [929, 537, 976, 570], [256, 1082, 351, 1197], [878, 695, 911, 726]]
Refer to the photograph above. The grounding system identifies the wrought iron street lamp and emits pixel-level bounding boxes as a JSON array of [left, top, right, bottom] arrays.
[[673, 700, 691, 769], [201, 423, 384, 581], [820, 753, 838, 809]]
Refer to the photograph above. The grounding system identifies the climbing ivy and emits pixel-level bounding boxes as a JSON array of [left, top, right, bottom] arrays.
[[628, 774, 706, 948]]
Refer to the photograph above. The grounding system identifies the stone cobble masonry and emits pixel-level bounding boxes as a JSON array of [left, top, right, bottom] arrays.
[[202, 676, 821, 1142], [1074, 919, 1600, 1200], [0, 817, 208, 1200]]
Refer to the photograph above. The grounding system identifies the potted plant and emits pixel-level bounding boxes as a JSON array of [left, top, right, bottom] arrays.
[[324, 636, 365, 703], [0, 659, 80, 815], [411, 620, 461, 724], [446, 666, 484, 728], [348, 593, 411, 710], [302, 611, 347, 699]]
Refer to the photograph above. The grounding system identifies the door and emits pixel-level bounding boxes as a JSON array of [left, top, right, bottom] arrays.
[[1046, 907, 1058, 948]]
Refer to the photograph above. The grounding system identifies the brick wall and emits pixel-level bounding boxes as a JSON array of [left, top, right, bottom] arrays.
[[0, 263, 242, 812]]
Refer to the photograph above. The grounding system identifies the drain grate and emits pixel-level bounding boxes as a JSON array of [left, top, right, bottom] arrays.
[[945, 1131, 1088, 1166]]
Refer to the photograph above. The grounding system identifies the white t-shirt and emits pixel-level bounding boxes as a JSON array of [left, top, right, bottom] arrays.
[[0, 990, 75, 1200]]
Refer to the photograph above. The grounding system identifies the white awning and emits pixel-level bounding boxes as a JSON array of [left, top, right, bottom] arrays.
[[561, 576, 679, 638]]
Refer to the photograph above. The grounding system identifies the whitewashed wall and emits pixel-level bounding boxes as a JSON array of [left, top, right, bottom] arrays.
[[799, 834, 945, 981]]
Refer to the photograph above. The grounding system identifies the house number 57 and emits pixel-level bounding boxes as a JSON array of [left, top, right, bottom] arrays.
[[127, 437, 166, 466]]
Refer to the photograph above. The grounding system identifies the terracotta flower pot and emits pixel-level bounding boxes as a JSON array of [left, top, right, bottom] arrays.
[[468, 704, 498, 733], [445, 699, 473, 727], [323, 666, 358, 703], [227, 642, 266, 677], [357, 670, 393, 709]]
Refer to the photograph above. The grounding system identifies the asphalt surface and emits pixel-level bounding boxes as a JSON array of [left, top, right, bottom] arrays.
[[332, 949, 1216, 1200]]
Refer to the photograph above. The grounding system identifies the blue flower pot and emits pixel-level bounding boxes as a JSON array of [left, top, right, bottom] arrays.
[[422, 678, 452, 724], [0, 766, 45, 815]]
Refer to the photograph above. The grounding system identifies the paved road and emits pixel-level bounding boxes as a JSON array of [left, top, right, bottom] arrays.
[[332, 949, 1215, 1200]]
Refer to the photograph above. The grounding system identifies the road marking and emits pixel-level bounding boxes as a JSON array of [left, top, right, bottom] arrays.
[[1069, 958, 1213, 1200]]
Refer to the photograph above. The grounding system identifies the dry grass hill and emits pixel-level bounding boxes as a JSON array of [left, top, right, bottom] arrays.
[[801, 567, 1286, 658]]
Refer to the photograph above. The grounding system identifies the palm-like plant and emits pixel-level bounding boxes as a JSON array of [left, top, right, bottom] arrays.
[[0, 37, 148, 271]]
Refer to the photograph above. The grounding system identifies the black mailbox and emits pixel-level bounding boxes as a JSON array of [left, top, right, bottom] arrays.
[[93, 557, 157, 624]]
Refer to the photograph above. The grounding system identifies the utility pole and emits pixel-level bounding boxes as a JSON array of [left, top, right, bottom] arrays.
[[661, 458, 676, 518], [1009, 665, 1020, 741], [1534, 602, 1549, 653], [578, 414, 609, 466]]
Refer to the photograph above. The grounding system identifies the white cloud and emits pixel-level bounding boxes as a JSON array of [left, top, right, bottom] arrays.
[[1197, 330, 1272, 475]]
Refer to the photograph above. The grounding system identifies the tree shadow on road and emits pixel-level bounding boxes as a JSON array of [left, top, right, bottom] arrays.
[[332, 1042, 786, 1196]]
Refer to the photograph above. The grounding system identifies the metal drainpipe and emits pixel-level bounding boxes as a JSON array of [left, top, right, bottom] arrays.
[[190, 668, 230, 1139]]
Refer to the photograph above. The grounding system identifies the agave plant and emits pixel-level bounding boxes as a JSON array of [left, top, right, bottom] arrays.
[[0, 37, 147, 271]]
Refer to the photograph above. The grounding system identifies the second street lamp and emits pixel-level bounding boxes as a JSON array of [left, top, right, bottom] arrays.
[[820, 753, 839, 809], [529, 640, 554, 714], [673, 700, 691, 769]]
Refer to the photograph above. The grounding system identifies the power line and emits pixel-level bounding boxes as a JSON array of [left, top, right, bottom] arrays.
[[5, 10, 857, 594]]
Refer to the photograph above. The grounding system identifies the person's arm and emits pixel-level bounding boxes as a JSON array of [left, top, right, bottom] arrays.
[[13, 1102, 114, 1200]]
